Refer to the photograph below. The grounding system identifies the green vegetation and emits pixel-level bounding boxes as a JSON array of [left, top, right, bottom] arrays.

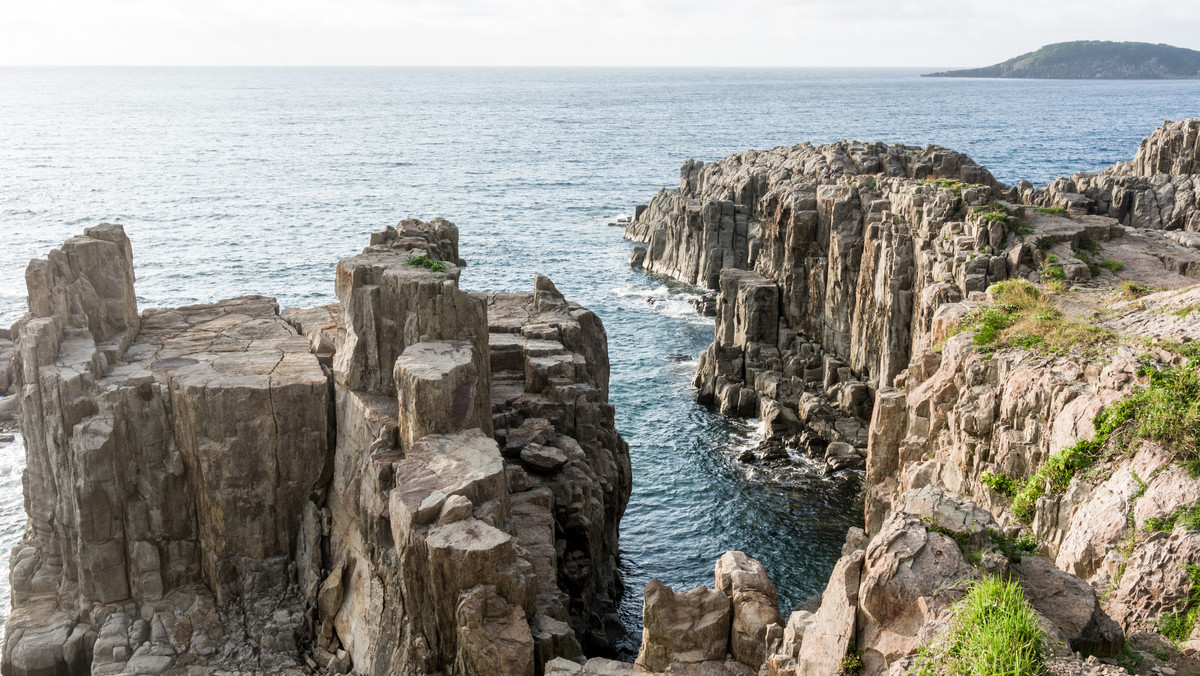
[[920, 178, 973, 193], [837, 643, 863, 675], [1144, 502, 1200, 533], [407, 255, 447, 273], [1034, 206, 1072, 218], [924, 41, 1200, 80], [957, 280, 1113, 357], [1159, 564, 1200, 643], [920, 518, 1039, 567], [985, 346, 1200, 522], [1174, 303, 1199, 318], [1099, 257, 1125, 274], [911, 577, 1049, 676], [981, 471, 1018, 498], [1117, 280, 1156, 300]]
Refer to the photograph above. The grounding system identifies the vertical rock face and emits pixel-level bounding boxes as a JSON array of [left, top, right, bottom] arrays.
[[626, 124, 1200, 674], [4, 219, 631, 676], [300, 221, 631, 674], [6, 224, 331, 674]]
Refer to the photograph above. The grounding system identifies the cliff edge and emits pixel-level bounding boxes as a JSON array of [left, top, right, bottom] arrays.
[[621, 120, 1200, 675], [3, 220, 632, 675]]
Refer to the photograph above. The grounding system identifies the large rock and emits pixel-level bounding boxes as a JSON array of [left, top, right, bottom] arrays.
[[1014, 556, 1123, 657], [4, 220, 633, 676], [635, 579, 732, 672], [394, 339, 493, 449], [714, 551, 782, 670], [795, 550, 863, 676]]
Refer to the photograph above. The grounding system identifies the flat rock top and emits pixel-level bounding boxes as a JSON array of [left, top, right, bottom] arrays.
[[105, 295, 326, 390], [395, 341, 475, 379]]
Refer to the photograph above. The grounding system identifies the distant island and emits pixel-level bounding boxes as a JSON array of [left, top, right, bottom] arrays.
[[924, 40, 1200, 79]]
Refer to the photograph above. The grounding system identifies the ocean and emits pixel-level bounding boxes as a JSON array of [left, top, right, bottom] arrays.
[[1, 67, 1198, 650]]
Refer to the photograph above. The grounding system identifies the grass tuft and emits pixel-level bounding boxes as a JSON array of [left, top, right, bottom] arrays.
[[957, 279, 1113, 357], [911, 576, 1050, 676]]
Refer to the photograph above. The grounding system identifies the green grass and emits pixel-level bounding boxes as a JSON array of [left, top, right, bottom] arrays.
[[1034, 206, 1071, 218], [911, 576, 1050, 676], [407, 255, 447, 273], [1173, 303, 1199, 318], [921, 178, 978, 193], [1117, 280, 1156, 300], [1145, 503, 1200, 532], [1159, 564, 1200, 644], [990, 348, 1200, 523], [1099, 258, 1124, 273], [957, 279, 1113, 357]]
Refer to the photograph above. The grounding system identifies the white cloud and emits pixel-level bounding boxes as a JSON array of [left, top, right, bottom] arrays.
[[0, 0, 1196, 66]]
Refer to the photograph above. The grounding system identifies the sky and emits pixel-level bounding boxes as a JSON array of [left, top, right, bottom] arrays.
[[2, 0, 1198, 67]]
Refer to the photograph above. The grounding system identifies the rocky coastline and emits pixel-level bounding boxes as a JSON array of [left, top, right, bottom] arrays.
[[3, 120, 1200, 676], [2, 220, 630, 675], [621, 120, 1200, 674]]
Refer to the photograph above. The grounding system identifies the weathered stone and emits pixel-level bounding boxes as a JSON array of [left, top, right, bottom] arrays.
[[714, 551, 782, 670], [1014, 555, 1123, 657], [394, 339, 493, 449], [636, 579, 732, 672]]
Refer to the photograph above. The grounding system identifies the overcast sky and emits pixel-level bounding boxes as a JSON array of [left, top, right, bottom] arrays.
[[3, 0, 1198, 67]]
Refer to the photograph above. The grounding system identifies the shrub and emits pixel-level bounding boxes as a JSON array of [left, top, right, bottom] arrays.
[[407, 255, 447, 272], [982, 471, 1018, 498], [911, 576, 1049, 676]]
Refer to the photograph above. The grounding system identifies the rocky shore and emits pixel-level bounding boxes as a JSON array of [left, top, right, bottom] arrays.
[[621, 120, 1200, 674], [4, 119, 1200, 676], [2, 220, 631, 675]]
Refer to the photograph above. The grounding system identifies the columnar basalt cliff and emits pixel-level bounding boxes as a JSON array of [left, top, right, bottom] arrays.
[[621, 121, 1200, 674], [3, 219, 631, 676]]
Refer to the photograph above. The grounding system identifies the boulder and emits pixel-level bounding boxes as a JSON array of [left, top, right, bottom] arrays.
[[714, 551, 782, 670], [394, 339, 493, 449], [1013, 556, 1123, 657], [636, 579, 732, 672]]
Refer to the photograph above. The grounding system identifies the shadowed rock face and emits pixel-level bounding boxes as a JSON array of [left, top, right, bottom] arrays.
[[3, 218, 631, 676]]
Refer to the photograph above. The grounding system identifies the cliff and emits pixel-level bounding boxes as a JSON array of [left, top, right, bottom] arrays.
[[621, 121, 1200, 674], [924, 41, 1200, 79], [3, 220, 631, 675]]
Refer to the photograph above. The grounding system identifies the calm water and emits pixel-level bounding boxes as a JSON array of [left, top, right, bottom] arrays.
[[2, 68, 1198, 649]]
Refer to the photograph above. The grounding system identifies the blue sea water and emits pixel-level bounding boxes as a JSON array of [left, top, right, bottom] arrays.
[[1, 67, 1198, 650]]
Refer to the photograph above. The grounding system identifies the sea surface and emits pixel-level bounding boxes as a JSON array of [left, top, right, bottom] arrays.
[[1, 67, 1198, 651]]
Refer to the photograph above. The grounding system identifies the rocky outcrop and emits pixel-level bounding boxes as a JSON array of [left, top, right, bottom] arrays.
[[625, 141, 999, 290], [627, 123, 1200, 673], [1022, 119, 1200, 232], [4, 219, 630, 676]]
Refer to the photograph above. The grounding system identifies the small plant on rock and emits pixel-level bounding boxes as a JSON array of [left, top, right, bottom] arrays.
[[910, 576, 1049, 676], [407, 255, 447, 273], [1159, 564, 1200, 644]]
